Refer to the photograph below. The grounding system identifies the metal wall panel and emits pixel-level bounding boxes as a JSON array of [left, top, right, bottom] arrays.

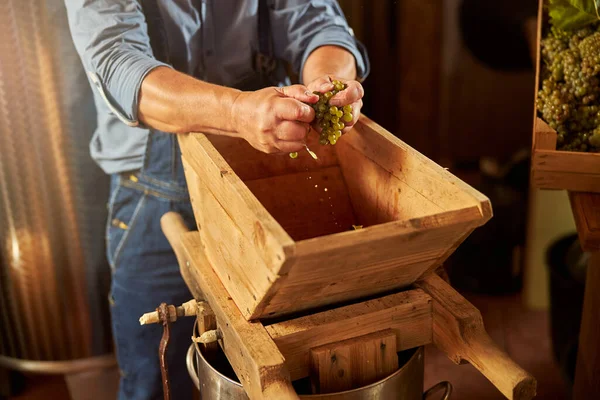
[[0, 0, 112, 367]]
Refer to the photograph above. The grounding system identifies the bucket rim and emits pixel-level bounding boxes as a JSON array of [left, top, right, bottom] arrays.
[[189, 340, 423, 397]]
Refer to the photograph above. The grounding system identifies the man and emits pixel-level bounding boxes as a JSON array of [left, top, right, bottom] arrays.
[[65, 1, 369, 399]]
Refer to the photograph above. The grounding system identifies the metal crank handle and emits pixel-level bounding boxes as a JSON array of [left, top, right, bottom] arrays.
[[139, 299, 213, 326]]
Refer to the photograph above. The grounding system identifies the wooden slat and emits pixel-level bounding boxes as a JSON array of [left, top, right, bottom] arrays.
[[532, 170, 600, 193], [206, 132, 339, 182], [245, 166, 357, 241], [266, 289, 432, 380], [569, 192, 600, 252], [185, 164, 280, 319], [260, 208, 482, 318], [179, 232, 299, 400], [531, 1, 545, 152], [180, 134, 294, 272], [415, 274, 536, 400], [309, 330, 398, 394], [337, 140, 443, 225], [573, 252, 600, 400], [533, 118, 557, 150], [342, 116, 493, 220], [533, 150, 600, 173]]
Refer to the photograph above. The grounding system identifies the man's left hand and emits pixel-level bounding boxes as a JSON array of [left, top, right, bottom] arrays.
[[306, 75, 364, 132]]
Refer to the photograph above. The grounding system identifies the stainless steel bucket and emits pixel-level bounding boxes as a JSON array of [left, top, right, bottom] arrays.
[[187, 344, 451, 400]]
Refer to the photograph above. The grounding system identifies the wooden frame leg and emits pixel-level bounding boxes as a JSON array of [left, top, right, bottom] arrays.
[[573, 252, 600, 399], [416, 273, 537, 400]]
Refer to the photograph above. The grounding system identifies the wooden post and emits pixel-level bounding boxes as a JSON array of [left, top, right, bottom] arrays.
[[571, 192, 600, 399], [309, 330, 399, 394]]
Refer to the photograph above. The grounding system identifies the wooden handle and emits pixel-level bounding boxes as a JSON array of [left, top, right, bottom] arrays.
[[160, 212, 192, 269], [262, 381, 300, 400], [415, 274, 537, 400]]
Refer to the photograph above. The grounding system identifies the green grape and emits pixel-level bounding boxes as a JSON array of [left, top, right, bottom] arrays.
[[329, 106, 339, 115], [319, 137, 329, 145], [334, 130, 342, 139], [331, 116, 340, 124], [289, 152, 298, 159], [343, 113, 353, 123], [324, 92, 333, 99], [343, 105, 353, 113], [336, 110, 343, 118], [336, 122, 345, 131]]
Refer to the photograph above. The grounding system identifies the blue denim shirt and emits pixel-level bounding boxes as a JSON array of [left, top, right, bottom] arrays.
[[65, 0, 369, 175]]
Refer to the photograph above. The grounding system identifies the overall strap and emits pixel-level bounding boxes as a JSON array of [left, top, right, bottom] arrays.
[[255, 0, 278, 77], [141, 0, 171, 65]]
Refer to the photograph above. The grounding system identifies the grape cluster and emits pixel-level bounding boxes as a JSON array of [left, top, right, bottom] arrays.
[[309, 80, 354, 146], [537, 24, 600, 152]]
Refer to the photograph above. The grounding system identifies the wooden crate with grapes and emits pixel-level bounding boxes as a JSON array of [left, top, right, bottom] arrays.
[[532, 0, 600, 192]]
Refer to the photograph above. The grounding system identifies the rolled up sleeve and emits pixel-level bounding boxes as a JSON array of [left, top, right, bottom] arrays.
[[64, 0, 170, 126], [269, 0, 370, 83]]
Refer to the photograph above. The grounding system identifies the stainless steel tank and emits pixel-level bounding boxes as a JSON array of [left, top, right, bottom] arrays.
[[0, 0, 113, 373]]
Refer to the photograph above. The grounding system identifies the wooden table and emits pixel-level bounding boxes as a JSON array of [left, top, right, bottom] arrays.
[[569, 192, 600, 399]]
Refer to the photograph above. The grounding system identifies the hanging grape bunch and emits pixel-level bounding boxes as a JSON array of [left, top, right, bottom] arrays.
[[310, 80, 354, 146], [537, 20, 600, 153], [288, 80, 355, 159]]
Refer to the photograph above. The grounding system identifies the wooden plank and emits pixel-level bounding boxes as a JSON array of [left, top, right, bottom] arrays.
[[337, 140, 443, 225], [532, 170, 600, 193], [569, 192, 600, 252], [183, 159, 280, 320], [179, 232, 299, 400], [533, 118, 557, 150], [309, 330, 398, 394], [245, 166, 357, 241], [531, 1, 545, 152], [180, 134, 294, 273], [260, 208, 481, 318], [342, 116, 493, 220], [533, 150, 600, 173], [415, 274, 536, 400], [573, 252, 600, 400], [206, 132, 339, 182], [265, 289, 432, 380]]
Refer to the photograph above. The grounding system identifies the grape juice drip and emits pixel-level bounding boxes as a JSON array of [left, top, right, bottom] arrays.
[[537, 24, 600, 152]]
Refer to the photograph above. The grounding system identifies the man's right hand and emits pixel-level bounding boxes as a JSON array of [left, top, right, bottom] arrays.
[[231, 85, 319, 154]]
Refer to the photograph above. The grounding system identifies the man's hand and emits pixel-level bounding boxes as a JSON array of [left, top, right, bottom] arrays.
[[231, 85, 319, 154], [306, 75, 364, 132]]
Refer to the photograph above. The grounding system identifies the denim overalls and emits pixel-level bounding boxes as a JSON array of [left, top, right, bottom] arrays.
[[106, 132, 196, 399]]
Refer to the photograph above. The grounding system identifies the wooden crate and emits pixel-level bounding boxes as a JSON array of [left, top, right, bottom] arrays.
[[531, 0, 600, 192], [179, 115, 492, 321]]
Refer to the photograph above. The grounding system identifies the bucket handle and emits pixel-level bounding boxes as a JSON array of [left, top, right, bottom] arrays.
[[423, 381, 452, 400], [186, 343, 200, 391]]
